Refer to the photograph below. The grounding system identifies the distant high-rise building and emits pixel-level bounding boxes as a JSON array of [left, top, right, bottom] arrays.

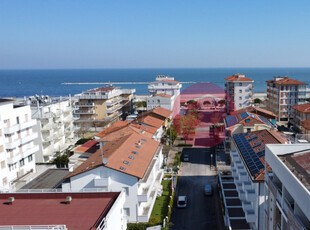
[[266, 77, 307, 121], [74, 86, 135, 128], [225, 74, 254, 111]]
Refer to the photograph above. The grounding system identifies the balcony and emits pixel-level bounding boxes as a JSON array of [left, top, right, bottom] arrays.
[[245, 189, 256, 202], [0, 225, 67, 230], [3, 120, 36, 134], [106, 98, 122, 106], [242, 181, 252, 191], [74, 110, 95, 114], [238, 172, 248, 182], [245, 209, 255, 223], [106, 105, 122, 114], [242, 200, 253, 212], [6, 145, 39, 164], [236, 165, 246, 174], [76, 102, 95, 107], [5, 133, 38, 149]]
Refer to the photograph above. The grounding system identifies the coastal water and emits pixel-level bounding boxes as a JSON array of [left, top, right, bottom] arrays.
[[0, 68, 309, 98]]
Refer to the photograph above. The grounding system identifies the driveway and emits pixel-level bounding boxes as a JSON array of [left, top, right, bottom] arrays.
[[171, 148, 225, 230]]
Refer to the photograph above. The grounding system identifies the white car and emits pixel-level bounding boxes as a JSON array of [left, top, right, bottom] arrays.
[[177, 195, 188, 208]]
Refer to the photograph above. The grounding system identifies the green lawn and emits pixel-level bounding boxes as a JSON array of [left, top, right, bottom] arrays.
[[150, 180, 172, 224]]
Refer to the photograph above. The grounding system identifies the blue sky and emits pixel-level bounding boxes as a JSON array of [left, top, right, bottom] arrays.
[[1, 0, 310, 69]]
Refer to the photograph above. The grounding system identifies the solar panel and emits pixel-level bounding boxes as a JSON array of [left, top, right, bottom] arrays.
[[240, 112, 249, 119], [257, 151, 265, 158], [248, 136, 258, 142]]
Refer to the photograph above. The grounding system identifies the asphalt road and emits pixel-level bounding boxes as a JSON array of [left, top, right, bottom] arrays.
[[171, 148, 225, 230]]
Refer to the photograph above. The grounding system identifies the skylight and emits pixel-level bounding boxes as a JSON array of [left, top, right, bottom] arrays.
[[120, 167, 126, 171], [132, 151, 138, 155], [123, 161, 131, 165], [129, 156, 135, 160]]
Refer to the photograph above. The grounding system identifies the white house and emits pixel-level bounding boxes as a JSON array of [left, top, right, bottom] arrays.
[[265, 144, 310, 230], [0, 99, 38, 191], [230, 129, 288, 230], [0, 190, 127, 230], [28, 96, 78, 162], [225, 74, 254, 110], [147, 93, 174, 111], [63, 130, 164, 223]]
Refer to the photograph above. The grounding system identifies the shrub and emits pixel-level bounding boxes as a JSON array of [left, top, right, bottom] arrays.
[[75, 138, 92, 145]]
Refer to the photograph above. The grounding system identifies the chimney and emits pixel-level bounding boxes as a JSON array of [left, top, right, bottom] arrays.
[[8, 197, 15, 205], [66, 196, 72, 204]]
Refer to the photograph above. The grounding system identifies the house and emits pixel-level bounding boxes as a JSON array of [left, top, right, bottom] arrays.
[[27, 96, 78, 163], [291, 103, 310, 134], [74, 86, 135, 128], [63, 129, 164, 223], [0, 191, 126, 230], [265, 144, 310, 230], [0, 99, 39, 191], [230, 106, 277, 122], [266, 77, 307, 121], [225, 74, 254, 110], [230, 129, 288, 229]]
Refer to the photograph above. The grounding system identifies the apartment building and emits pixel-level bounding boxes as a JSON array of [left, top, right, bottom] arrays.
[[265, 144, 310, 230], [0, 191, 127, 230], [63, 129, 164, 223], [147, 75, 182, 112], [230, 130, 288, 230], [266, 77, 307, 121], [74, 86, 135, 128], [27, 96, 77, 163], [291, 103, 310, 134], [0, 99, 38, 190], [225, 74, 254, 110]]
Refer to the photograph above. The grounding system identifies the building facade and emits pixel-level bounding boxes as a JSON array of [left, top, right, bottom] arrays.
[[291, 103, 310, 134], [266, 77, 307, 121], [265, 144, 310, 230], [28, 96, 78, 163], [225, 74, 254, 111], [0, 99, 38, 191], [74, 86, 135, 128]]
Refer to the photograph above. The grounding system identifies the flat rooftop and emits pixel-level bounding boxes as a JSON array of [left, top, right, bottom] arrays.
[[0, 192, 119, 229], [21, 169, 70, 189]]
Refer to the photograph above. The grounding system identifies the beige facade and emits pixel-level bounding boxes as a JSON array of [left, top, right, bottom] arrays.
[[74, 87, 135, 128]]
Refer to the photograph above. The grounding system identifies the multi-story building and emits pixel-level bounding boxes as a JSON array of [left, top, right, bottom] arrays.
[[74, 86, 135, 128], [225, 74, 254, 111], [265, 144, 310, 230], [0, 99, 38, 190], [266, 77, 307, 121], [230, 129, 288, 230], [291, 103, 310, 133], [147, 75, 182, 112], [27, 96, 77, 163], [0, 190, 127, 230], [63, 129, 164, 223]]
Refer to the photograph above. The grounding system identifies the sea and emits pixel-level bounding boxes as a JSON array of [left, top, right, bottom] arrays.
[[0, 68, 309, 98]]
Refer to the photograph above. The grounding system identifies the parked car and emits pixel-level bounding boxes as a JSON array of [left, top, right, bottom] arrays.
[[177, 195, 188, 208], [204, 184, 213, 196], [183, 154, 190, 162]]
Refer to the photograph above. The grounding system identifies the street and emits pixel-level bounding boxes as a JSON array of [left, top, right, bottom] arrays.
[[171, 148, 225, 230]]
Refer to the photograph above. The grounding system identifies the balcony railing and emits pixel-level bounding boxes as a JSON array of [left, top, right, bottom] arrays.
[[0, 225, 67, 230], [106, 105, 122, 114], [76, 102, 94, 107], [74, 110, 95, 114], [3, 120, 36, 134]]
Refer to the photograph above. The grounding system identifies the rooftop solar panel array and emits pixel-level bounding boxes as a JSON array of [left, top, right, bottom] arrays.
[[233, 134, 265, 176], [240, 112, 249, 119], [225, 115, 238, 127]]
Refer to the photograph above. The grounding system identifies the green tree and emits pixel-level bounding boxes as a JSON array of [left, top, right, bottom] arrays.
[[254, 98, 262, 104], [53, 154, 69, 168], [136, 101, 147, 108]]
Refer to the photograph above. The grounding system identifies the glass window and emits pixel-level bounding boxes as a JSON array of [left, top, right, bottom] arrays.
[[28, 154, 33, 162], [19, 159, 25, 167]]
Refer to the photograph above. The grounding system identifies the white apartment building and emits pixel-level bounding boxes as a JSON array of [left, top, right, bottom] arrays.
[[230, 129, 287, 230], [266, 77, 307, 121], [74, 86, 135, 128], [147, 75, 182, 112], [0, 99, 38, 191], [63, 131, 164, 223], [225, 74, 254, 111], [27, 96, 78, 163], [265, 144, 310, 230]]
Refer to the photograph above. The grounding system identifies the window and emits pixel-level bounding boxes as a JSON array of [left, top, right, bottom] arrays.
[[28, 154, 33, 162], [239, 83, 242, 86], [16, 116, 20, 124], [247, 128, 251, 133], [19, 159, 25, 167], [2, 177, 7, 186], [239, 103, 242, 107], [1, 160, 5, 169], [157, 99, 160, 103], [124, 208, 130, 217], [239, 96, 242, 100], [239, 89, 242, 93]]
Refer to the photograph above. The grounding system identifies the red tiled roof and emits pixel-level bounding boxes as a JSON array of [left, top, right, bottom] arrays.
[[267, 77, 307, 85], [88, 87, 114, 92], [68, 132, 160, 179], [292, 103, 310, 113], [130, 123, 158, 135], [232, 106, 277, 118], [0, 192, 119, 230], [152, 106, 172, 118], [225, 74, 253, 82], [302, 119, 310, 130], [138, 115, 164, 128], [155, 93, 173, 98], [74, 140, 99, 154], [292, 152, 310, 175], [95, 121, 129, 138]]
